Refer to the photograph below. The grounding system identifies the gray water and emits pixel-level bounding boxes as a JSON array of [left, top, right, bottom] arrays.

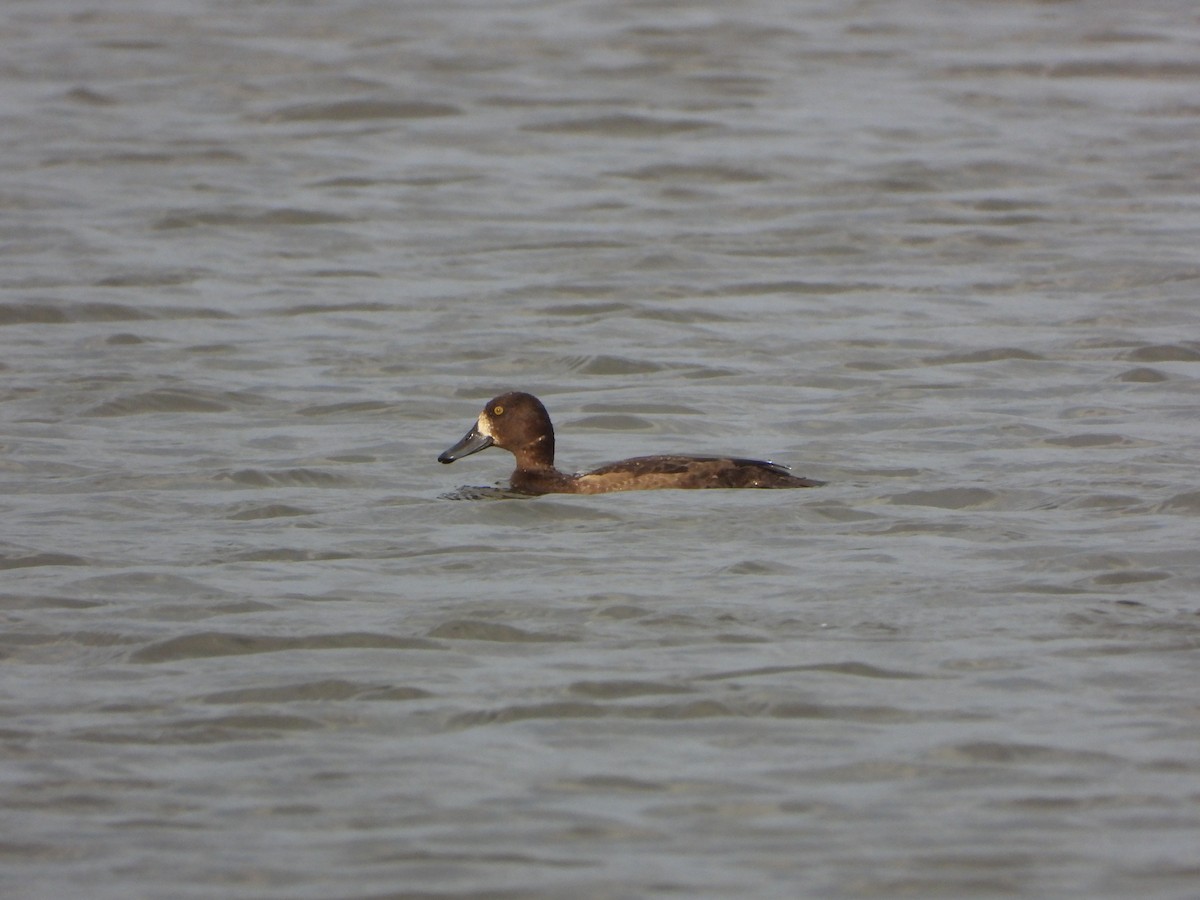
[[4, 0, 1200, 897]]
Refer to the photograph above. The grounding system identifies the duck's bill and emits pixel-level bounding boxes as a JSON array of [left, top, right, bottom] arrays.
[[438, 425, 493, 463]]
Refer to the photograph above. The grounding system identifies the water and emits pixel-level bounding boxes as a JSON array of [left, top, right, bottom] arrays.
[[3, 0, 1200, 897]]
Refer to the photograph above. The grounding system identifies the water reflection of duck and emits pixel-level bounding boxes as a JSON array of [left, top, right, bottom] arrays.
[[438, 391, 824, 495]]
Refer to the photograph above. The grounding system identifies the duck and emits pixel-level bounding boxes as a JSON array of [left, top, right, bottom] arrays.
[[438, 391, 823, 495]]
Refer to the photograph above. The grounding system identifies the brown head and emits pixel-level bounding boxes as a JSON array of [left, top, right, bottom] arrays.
[[438, 391, 556, 471]]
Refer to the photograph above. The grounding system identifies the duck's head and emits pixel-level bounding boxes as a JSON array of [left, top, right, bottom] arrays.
[[438, 391, 556, 468]]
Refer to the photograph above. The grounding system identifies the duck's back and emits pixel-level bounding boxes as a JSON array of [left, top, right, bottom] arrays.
[[573, 455, 823, 493]]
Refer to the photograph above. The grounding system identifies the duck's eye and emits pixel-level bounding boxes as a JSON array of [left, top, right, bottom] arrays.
[[493, 405, 504, 416]]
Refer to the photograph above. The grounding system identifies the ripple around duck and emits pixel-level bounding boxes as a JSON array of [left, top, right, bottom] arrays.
[[93, 270, 209, 288], [571, 413, 656, 431], [213, 468, 354, 488], [721, 279, 883, 295], [1155, 490, 1200, 514], [1123, 343, 1200, 362], [0, 301, 152, 324], [764, 702, 926, 723], [295, 401, 394, 417], [223, 547, 360, 563], [446, 696, 941, 729], [130, 631, 439, 663], [716, 559, 799, 576], [1040, 433, 1148, 448], [85, 389, 255, 416], [611, 162, 773, 183], [426, 619, 576, 643], [559, 354, 666, 375], [921, 347, 1045, 366], [887, 488, 998, 509], [929, 741, 1120, 766], [449, 702, 609, 728], [945, 60, 1200, 80], [1087, 570, 1173, 586], [225, 503, 315, 521], [1114, 367, 1168, 382], [568, 680, 693, 699], [698, 662, 928, 681], [64, 571, 220, 596], [536, 300, 633, 317], [264, 99, 462, 121], [201, 679, 431, 704], [438, 486, 531, 501], [522, 113, 716, 136], [152, 207, 354, 229], [0, 593, 101, 610], [76, 713, 326, 744], [0, 552, 89, 570]]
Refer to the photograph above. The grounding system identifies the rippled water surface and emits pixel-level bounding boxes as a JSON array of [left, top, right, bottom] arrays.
[[4, 1, 1200, 897]]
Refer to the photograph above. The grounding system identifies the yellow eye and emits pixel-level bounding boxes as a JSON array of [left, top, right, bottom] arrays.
[[493, 405, 504, 416]]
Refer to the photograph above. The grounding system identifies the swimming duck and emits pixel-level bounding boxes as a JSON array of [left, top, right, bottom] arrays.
[[438, 391, 823, 494]]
